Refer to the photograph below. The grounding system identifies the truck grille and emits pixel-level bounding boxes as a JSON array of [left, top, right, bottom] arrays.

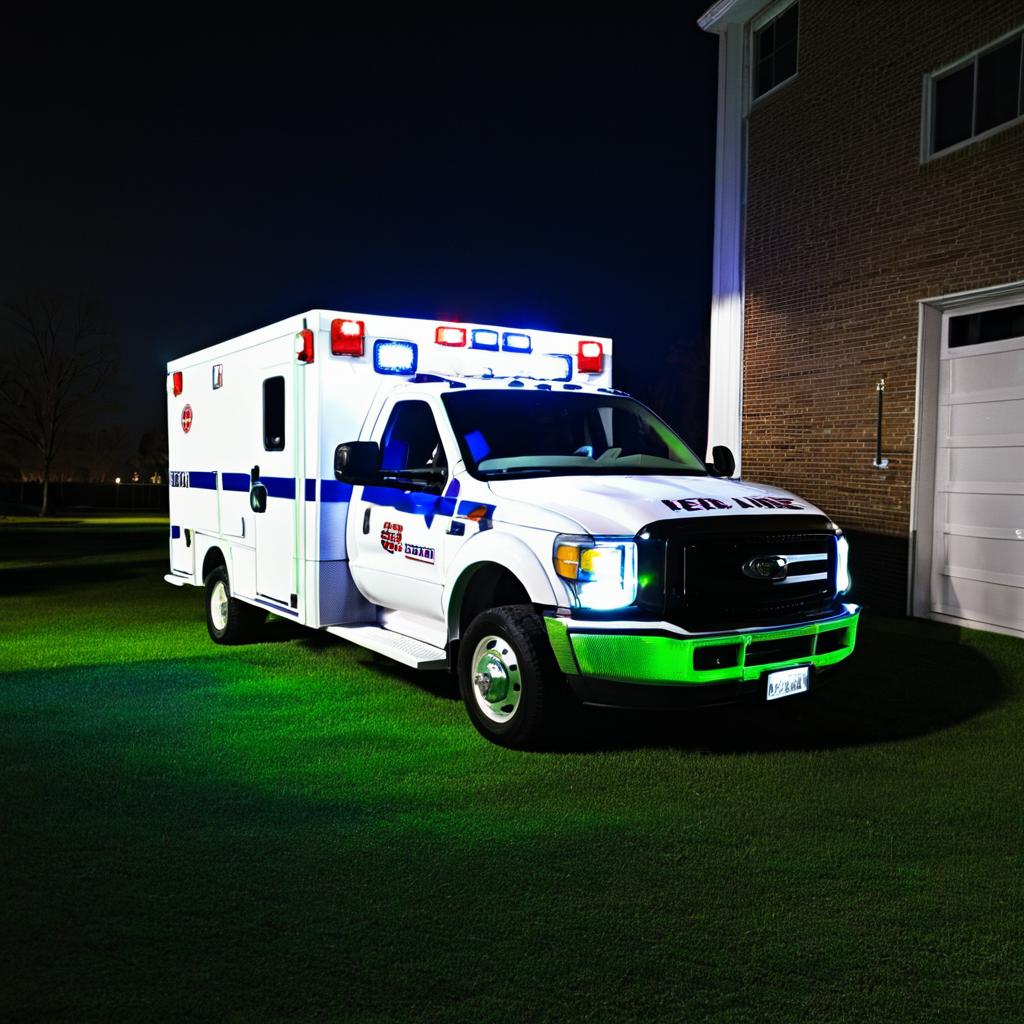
[[640, 516, 840, 632]]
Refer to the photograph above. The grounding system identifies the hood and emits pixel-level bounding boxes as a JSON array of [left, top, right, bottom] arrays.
[[486, 474, 830, 536]]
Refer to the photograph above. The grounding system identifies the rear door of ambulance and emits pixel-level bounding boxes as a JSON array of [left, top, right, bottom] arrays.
[[254, 342, 300, 613]]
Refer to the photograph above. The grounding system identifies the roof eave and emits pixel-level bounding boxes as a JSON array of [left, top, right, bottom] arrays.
[[698, 0, 766, 33]]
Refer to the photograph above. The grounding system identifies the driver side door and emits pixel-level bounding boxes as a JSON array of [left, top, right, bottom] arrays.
[[347, 398, 452, 623]]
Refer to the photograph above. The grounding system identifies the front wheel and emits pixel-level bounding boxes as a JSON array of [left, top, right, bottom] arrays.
[[205, 565, 266, 644], [458, 605, 569, 747]]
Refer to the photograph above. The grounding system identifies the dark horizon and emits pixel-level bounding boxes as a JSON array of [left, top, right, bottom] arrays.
[[2, 14, 718, 478]]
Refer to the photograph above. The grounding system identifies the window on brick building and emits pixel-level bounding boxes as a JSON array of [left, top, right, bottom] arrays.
[[928, 29, 1024, 157], [752, 2, 799, 101]]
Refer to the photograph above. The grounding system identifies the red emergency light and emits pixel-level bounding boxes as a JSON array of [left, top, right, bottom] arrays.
[[331, 318, 364, 356], [296, 329, 315, 364], [577, 340, 604, 374], [435, 326, 467, 347], [172, 370, 183, 396]]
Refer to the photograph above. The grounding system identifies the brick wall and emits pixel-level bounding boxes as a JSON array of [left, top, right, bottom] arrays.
[[742, 0, 1024, 570]]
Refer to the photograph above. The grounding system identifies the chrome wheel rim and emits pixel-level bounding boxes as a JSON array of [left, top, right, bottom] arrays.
[[211, 580, 229, 632], [470, 634, 522, 723]]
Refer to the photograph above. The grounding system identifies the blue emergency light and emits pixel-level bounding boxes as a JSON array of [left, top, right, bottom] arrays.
[[374, 339, 418, 375], [548, 354, 572, 381], [502, 332, 532, 353], [471, 329, 500, 351]]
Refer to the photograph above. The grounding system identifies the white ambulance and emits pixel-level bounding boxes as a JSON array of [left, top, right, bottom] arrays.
[[165, 310, 859, 746]]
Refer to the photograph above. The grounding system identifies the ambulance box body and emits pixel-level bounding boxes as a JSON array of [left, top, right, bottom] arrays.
[[166, 309, 858, 746]]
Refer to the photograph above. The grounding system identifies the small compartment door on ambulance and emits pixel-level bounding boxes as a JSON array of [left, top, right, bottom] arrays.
[[348, 398, 451, 622], [254, 368, 299, 614]]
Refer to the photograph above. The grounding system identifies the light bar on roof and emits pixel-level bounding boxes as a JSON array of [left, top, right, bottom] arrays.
[[471, 329, 499, 350], [502, 332, 532, 353], [577, 339, 603, 373], [435, 326, 467, 347]]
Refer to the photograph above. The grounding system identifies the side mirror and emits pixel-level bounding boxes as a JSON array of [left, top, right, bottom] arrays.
[[249, 481, 268, 514], [711, 445, 736, 478], [334, 441, 380, 484]]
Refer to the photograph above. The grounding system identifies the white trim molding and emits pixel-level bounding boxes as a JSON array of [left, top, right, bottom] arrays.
[[704, 19, 749, 467]]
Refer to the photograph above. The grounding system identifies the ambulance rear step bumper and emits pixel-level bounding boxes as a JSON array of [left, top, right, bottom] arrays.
[[326, 624, 448, 670]]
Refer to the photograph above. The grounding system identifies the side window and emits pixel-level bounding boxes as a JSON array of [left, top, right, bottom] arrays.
[[263, 376, 285, 451], [927, 31, 1024, 157], [379, 401, 448, 480], [752, 1, 799, 101]]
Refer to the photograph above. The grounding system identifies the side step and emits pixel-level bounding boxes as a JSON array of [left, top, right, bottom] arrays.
[[163, 573, 190, 587], [326, 624, 448, 670]]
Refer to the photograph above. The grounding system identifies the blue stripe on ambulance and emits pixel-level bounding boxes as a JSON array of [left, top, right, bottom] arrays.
[[222, 473, 249, 492], [169, 472, 486, 519]]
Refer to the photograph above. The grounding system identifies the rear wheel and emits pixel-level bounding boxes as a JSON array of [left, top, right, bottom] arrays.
[[458, 604, 569, 747], [205, 565, 266, 644]]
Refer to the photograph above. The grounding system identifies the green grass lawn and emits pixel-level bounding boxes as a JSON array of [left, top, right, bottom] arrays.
[[1, 516, 1022, 1022]]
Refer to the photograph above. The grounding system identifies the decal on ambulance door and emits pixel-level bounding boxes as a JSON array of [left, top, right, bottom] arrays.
[[380, 521, 403, 553], [181, 404, 193, 433]]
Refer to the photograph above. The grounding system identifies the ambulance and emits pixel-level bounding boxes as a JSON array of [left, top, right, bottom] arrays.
[[165, 310, 859, 746]]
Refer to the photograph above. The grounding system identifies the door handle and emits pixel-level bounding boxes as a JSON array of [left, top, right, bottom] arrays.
[[362, 508, 371, 534]]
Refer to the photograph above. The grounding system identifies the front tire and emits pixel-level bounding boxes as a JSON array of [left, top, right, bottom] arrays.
[[205, 565, 266, 644], [458, 605, 568, 748]]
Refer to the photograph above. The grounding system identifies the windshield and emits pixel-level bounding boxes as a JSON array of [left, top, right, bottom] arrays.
[[441, 389, 707, 479]]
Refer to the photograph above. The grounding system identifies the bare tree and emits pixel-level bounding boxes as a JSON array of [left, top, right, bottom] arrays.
[[0, 291, 113, 515]]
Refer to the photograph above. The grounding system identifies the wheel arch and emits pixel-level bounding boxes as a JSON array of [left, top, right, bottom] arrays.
[[200, 544, 227, 584], [445, 535, 561, 645]]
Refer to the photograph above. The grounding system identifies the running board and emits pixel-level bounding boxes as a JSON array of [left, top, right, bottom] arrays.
[[326, 624, 448, 670], [163, 573, 190, 587]]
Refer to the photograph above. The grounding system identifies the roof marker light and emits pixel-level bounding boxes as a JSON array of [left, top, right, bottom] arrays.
[[547, 354, 573, 382], [331, 319, 364, 356], [471, 329, 499, 350], [296, 329, 315, 363], [436, 326, 467, 346], [374, 339, 418, 375], [502, 332, 532, 353], [172, 371, 183, 397], [577, 340, 603, 373]]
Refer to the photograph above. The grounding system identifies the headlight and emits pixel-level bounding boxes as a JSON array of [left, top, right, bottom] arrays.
[[553, 535, 638, 611], [836, 533, 851, 594]]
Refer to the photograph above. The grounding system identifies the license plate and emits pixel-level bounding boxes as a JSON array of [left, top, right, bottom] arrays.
[[765, 665, 810, 701]]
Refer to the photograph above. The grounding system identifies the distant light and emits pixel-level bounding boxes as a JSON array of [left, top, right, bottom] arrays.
[[115, 477, 121, 485]]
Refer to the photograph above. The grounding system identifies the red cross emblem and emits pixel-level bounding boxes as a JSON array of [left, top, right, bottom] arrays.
[[181, 404, 193, 433]]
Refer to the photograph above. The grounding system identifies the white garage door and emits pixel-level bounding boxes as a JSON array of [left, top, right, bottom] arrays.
[[931, 300, 1024, 636]]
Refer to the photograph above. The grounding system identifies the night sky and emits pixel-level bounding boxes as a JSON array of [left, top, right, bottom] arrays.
[[3, 14, 718, 463]]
